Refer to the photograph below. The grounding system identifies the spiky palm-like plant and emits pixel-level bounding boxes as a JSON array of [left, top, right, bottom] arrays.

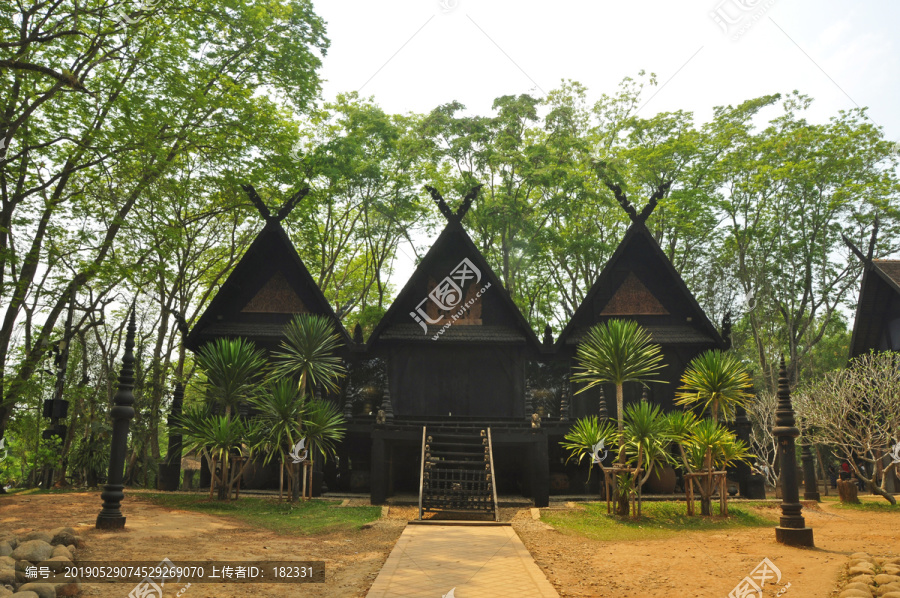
[[675, 350, 753, 422], [619, 402, 674, 518], [177, 405, 256, 500], [572, 319, 665, 516], [249, 378, 306, 500], [673, 418, 752, 515], [270, 315, 346, 398], [572, 319, 665, 452], [300, 398, 346, 499], [195, 337, 267, 419], [270, 314, 347, 501], [561, 415, 619, 475]]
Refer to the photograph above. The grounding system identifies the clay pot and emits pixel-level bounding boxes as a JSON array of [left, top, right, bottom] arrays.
[[643, 465, 677, 494], [550, 473, 570, 493]]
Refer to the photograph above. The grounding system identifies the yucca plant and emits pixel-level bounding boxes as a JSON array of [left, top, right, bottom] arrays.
[[572, 319, 664, 515], [176, 405, 257, 500], [270, 314, 347, 501], [249, 378, 307, 500], [300, 398, 346, 499], [673, 418, 752, 515], [561, 415, 619, 475], [572, 319, 665, 442], [619, 402, 674, 518], [195, 337, 267, 419], [675, 350, 753, 422], [270, 314, 347, 398]]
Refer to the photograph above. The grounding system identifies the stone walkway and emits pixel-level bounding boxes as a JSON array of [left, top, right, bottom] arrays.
[[366, 524, 559, 598]]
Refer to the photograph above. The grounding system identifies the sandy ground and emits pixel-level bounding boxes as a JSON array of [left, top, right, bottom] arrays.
[[513, 499, 900, 598], [1, 492, 898, 598], [0, 492, 403, 598]]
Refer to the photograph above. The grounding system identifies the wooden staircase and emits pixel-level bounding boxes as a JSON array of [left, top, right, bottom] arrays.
[[418, 425, 499, 521]]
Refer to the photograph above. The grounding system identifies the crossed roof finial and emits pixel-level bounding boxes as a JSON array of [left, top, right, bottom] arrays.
[[604, 180, 671, 225], [424, 185, 483, 224], [241, 184, 310, 224]]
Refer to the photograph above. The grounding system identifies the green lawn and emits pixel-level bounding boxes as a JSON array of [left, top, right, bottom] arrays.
[[542, 500, 777, 542], [823, 496, 900, 512], [138, 493, 382, 535]]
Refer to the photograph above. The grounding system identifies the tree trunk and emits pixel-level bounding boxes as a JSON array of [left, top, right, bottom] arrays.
[[700, 496, 712, 516], [837, 480, 859, 503]]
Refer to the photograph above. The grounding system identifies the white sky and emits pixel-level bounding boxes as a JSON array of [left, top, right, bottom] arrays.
[[310, 0, 900, 291]]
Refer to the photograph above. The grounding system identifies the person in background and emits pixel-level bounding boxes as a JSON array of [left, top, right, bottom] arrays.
[[827, 465, 837, 489], [840, 461, 851, 481]]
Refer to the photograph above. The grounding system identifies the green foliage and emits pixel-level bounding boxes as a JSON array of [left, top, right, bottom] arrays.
[[675, 350, 753, 421], [620, 401, 673, 482], [194, 338, 267, 418], [560, 415, 618, 473], [301, 398, 346, 465], [248, 378, 306, 467], [677, 418, 752, 472], [572, 319, 665, 392], [270, 315, 346, 396]]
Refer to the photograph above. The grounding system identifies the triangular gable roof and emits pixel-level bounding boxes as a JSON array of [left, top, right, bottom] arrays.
[[849, 259, 900, 357], [186, 221, 350, 351], [556, 221, 725, 349], [366, 219, 543, 351]]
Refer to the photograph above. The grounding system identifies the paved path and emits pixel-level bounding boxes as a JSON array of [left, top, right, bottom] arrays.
[[366, 524, 559, 598]]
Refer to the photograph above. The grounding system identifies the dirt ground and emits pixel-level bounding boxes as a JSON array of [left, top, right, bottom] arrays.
[[1, 492, 898, 598], [513, 500, 900, 598]]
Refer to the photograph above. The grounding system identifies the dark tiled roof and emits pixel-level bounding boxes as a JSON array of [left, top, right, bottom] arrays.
[[196, 322, 288, 338], [874, 260, 900, 287], [565, 324, 719, 346], [380, 323, 526, 343]]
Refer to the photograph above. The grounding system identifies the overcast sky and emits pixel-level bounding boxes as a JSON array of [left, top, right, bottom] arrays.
[[309, 0, 900, 287]]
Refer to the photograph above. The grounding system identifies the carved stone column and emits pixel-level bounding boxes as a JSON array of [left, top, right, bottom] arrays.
[[773, 355, 814, 546], [96, 308, 137, 529]]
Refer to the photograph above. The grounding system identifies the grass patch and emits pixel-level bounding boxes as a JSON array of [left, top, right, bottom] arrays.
[[542, 501, 776, 542], [828, 499, 900, 512], [139, 493, 382, 535]]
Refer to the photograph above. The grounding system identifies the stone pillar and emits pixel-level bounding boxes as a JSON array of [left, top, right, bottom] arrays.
[[773, 355, 814, 546], [598, 386, 609, 421], [158, 382, 184, 491], [370, 432, 387, 505], [531, 430, 549, 508], [559, 385, 569, 422], [801, 440, 821, 501], [96, 308, 137, 530], [734, 404, 764, 499]]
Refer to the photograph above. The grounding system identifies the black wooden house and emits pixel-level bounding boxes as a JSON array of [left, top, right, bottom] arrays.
[[185, 186, 726, 507]]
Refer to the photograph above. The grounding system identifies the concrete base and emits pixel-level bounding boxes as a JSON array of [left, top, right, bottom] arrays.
[[775, 526, 814, 547], [95, 515, 126, 530], [803, 490, 821, 501]]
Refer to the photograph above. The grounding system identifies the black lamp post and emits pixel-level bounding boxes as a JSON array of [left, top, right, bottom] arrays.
[[96, 307, 137, 529], [773, 355, 814, 546]]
